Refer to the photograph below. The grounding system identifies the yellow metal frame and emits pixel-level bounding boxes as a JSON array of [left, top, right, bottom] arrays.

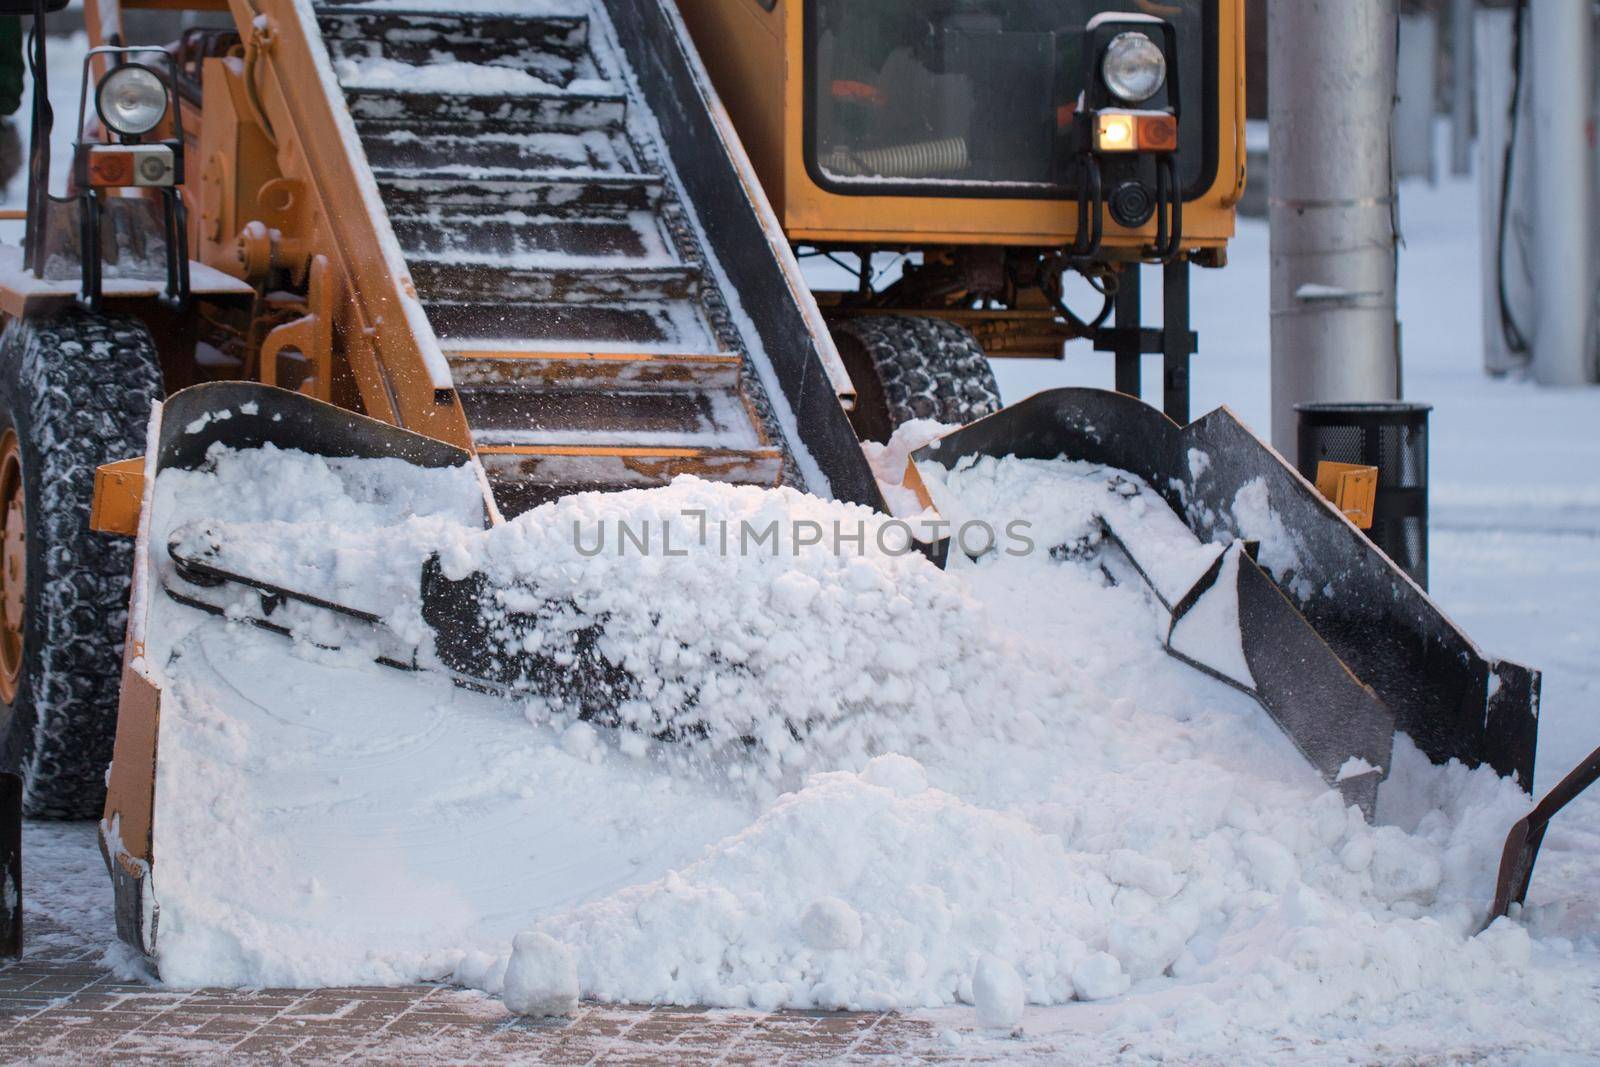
[[71, 0, 472, 449], [676, 0, 1245, 250], [90, 458, 144, 536]]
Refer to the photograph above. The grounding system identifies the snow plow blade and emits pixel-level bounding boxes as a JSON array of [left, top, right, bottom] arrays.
[[914, 388, 1542, 814], [110, 383, 1551, 966]]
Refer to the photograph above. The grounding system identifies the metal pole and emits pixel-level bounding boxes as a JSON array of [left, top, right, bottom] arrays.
[[1268, 0, 1401, 460], [22, 0, 53, 277], [1395, 13, 1438, 184], [1450, 0, 1474, 177], [1112, 266, 1141, 399], [1530, 0, 1595, 386], [1475, 5, 1531, 376]]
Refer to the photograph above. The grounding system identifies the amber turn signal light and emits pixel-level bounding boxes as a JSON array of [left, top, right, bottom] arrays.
[[1093, 111, 1178, 154]]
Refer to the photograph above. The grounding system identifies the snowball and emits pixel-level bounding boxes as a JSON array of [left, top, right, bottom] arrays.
[[1072, 952, 1129, 1001], [800, 897, 863, 951], [972, 954, 1025, 1028], [861, 754, 929, 797], [502, 932, 579, 1017]]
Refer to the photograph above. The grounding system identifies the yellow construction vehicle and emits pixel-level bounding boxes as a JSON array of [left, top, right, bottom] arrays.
[[0, 0, 1569, 972]]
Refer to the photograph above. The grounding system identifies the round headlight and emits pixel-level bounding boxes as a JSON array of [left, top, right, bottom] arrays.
[[97, 65, 168, 137], [1101, 32, 1167, 103]]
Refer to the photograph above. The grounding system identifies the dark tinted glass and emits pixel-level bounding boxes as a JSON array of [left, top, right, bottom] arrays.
[[810, 0, 1206, 192]]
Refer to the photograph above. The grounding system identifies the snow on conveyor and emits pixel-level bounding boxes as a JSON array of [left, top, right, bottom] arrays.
[[135, 437, 1578, 1049]]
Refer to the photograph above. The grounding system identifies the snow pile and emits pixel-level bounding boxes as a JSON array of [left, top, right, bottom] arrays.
[[431, 477, 1053, 782], [139, 444, 1561, 1052]]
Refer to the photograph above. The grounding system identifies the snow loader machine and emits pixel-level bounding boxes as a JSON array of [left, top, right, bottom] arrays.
[[0, 0, 1585, 965]]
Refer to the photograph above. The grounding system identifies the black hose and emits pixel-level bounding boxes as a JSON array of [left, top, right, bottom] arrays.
[[1496, 0, 1529, 357], [1039, 260, 1114, 333]]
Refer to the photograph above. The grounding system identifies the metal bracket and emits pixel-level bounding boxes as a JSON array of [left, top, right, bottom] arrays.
[[260, 254, 337, 399]]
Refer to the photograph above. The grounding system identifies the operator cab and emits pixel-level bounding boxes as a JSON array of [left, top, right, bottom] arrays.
[[810, 1, 1202, 247]]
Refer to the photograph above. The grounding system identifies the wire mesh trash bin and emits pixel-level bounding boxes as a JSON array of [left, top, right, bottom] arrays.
[[1296, 402, 1432, 589]]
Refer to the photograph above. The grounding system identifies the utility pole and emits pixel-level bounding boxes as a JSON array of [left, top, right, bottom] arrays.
[[1267, 0, 1400, 461], [1450, 0, 1474, 177], [1529, 0, 1594, 386]]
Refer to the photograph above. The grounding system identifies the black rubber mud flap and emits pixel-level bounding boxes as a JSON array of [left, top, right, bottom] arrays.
[[913, 387, 1541, 806], [98, 827, 155, 962], [2, 771, 19, 958]]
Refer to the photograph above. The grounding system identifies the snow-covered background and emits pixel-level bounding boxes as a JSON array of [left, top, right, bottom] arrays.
[[6, 15, 1599, 1063]]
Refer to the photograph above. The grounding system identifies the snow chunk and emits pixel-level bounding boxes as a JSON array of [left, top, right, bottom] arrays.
[[1370, 826, 1443, 905], [1337, 756, 1381, 782], [972, 954, 1025, 1028], [1072, 952, 1129, 1001], [560, 721, 600, 761], [502, 932, 579, 1017], [861, 419, 954, 517], [1107, 849, 1180, 899]]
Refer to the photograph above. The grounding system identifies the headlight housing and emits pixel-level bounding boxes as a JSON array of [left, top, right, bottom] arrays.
[[1101, 32, 1167, 104], [96, 65, 168, 137]]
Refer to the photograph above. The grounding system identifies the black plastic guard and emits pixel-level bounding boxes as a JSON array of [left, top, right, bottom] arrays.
[[98, 827, 154, 961], [154, 382, 482, 485], [2, 772, 18, 958], [914, 388, 1540, 796]]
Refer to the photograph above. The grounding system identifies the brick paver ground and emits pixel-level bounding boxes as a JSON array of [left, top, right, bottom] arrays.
[[1, 905, 1029, 1064]]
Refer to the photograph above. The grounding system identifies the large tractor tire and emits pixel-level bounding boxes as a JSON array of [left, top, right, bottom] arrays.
[[831, 315, 1003, 443], [0, 311, 163, 819]]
